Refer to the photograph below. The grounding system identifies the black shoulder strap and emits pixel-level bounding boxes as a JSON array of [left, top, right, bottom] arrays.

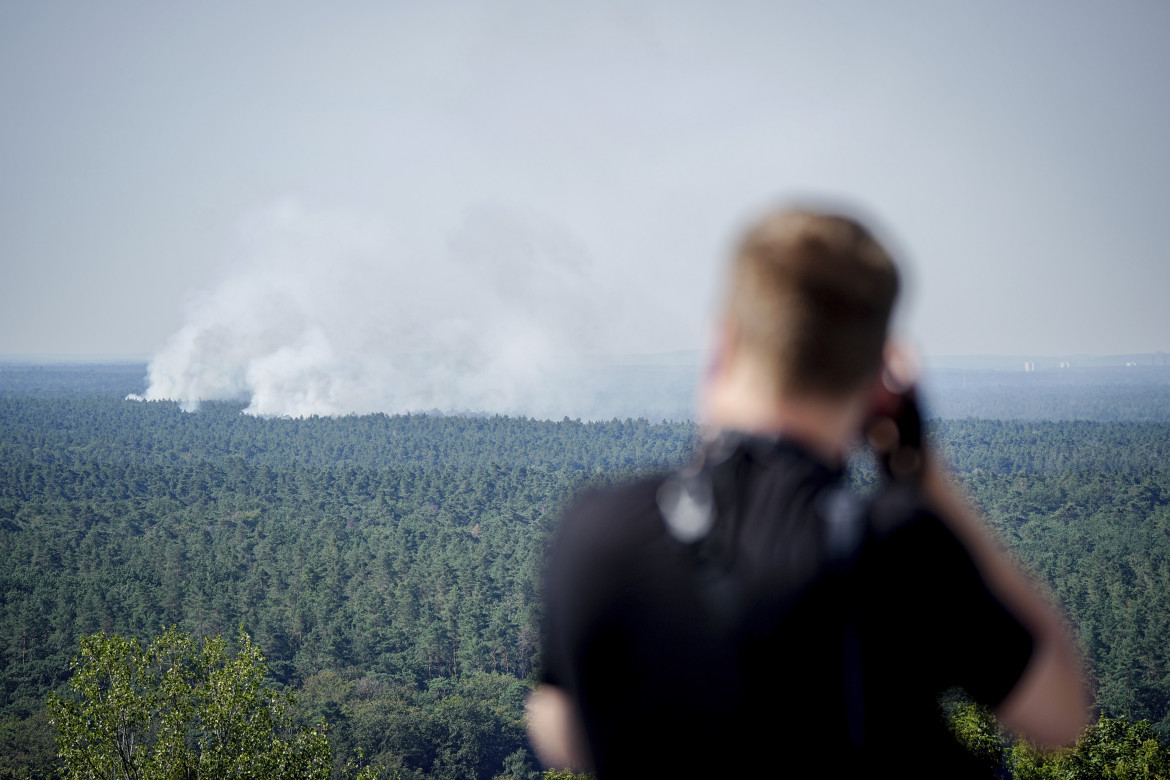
[[820, 485, 868, 748], [820, 486, 867, 566]]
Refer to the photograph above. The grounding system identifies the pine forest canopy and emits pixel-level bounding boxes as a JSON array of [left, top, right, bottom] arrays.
[[1, 363, 1170, 777]]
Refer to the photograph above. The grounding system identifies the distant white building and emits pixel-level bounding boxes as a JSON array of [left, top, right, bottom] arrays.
[[1024, 361, 1036, 372]]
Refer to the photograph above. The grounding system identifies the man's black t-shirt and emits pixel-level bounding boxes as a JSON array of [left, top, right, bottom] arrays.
[[541, 438, 1034, 778]]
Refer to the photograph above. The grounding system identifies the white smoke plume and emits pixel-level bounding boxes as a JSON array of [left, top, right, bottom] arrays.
[[130, 199, 662, 418]]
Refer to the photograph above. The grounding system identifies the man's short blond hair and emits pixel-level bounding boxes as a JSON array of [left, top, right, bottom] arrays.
[[725, 206, 900, 398]]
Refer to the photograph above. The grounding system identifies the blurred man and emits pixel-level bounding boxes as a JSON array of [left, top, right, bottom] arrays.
[[528, 205, 1087, 778]]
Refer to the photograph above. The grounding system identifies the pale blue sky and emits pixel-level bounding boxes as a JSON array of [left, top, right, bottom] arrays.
[[3, 0, 1169, 361]]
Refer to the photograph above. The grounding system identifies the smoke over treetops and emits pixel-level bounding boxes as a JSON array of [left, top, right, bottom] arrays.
[[130, 200, 698, 419]]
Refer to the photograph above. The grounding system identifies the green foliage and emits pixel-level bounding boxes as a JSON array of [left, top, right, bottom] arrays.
[[47, 626, 332, 779], [289, 672, 533, 780], [946, 704, 1170, 779], [1010, 715, 1170, 779], [1, 400, 691, 777], [0, 709, 56, 778], [947, 702, 1006, 773]]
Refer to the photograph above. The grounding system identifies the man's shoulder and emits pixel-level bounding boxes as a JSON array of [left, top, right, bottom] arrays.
[[558, 477, 667, 549]]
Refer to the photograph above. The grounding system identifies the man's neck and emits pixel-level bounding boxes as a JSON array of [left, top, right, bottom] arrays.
[[701, 364, 868, 466]]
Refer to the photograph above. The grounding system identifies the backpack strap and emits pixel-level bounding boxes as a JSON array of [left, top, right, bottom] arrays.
[[819, 485, 868, 748]]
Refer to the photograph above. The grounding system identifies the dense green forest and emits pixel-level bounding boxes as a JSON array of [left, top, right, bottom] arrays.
[[2, 364, 1170, 777]]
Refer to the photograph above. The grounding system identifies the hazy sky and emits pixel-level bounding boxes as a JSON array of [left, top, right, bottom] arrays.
[[3, 0, 1169, 361]]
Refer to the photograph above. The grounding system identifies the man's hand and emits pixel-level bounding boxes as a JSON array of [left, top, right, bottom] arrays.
[[865, 343, 926, 482], [866, 385, 925, 482]]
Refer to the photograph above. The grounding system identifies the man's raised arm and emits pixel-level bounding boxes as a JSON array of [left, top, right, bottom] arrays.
[[922, 459, 1089, 747]]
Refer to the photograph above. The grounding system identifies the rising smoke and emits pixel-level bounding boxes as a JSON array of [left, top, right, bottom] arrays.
[[130, 200, 695, 419]]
